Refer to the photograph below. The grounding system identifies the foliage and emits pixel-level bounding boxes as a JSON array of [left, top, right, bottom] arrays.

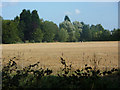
[[2, 20, 21, 44], [0, 16, 2, 44], [42, 21, 58, 42], [73, 21, 82, 41], [64, 15, 71, 22], [81, 24, 92, 41], [2, 57, 120, 89], [111, 29, 120, 41], [58, 28, 69, 42], [19, 9, 32, 41], [32, 28, 43, 42], [2, 57, 52, 88], [59, 20, 75, 33], [73, 21, 83, 31], [2, 9, 120, 44]]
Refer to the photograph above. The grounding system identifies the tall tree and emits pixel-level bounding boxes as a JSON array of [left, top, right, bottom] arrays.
[[19, 9, 32, 41], [31, 10, 40, 40], [64, 15, 71, 22], [31, 10, 40, 29], [59, 20, 76, 41]]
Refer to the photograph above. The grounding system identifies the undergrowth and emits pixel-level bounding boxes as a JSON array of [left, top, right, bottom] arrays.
[[1, 56, 120, 89]]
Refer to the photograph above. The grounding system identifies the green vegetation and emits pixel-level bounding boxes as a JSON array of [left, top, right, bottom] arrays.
[[1, 57, 120, 89], [1, 9, 120, 44]]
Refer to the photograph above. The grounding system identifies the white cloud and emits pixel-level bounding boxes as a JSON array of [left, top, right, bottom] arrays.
[[65, 11, 72, 15], [75, 9, 80, 14]]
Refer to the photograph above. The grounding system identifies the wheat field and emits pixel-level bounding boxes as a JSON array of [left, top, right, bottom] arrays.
[[2, 41, 119, 74]]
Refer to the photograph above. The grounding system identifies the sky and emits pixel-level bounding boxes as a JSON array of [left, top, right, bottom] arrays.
[[1, 2, 118, 30]]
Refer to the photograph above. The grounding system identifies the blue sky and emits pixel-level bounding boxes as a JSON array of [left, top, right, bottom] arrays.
[[2, 2, 118, 30]]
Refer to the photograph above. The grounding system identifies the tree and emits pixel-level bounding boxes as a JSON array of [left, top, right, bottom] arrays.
[[59, 20, 75, 32], [18, 20, 25, 41], [59, 19, 76, 41], [111, 29, 120, 41], [90, 24, 106, 41], [58, 28, 68, 42], [101, 30, 111, 41], [0, 16, 2, 44], [31, 10, 40, 29], [19, 9, 32, 41], [73, 21, 83, 30], [2, 9, 118, 43], [2, 20, 21, 44], [32, 28, 43, 42], [31, 10, 41, 40], [14, 16, 20, 23], [73, 21, 83, 41], [81, 24, 92, 41], [90, 25, 97, 40], [42, 21, 59, 42], [64, 15, 71, 22], [74, 30, 80, 41], [68, 31, 77, 42]]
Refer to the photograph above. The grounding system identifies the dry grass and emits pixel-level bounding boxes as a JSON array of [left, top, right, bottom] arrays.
[[2, 41, 118, 74]]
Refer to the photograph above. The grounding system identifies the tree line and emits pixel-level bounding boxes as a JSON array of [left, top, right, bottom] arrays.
[[1, 9, 120, 44]]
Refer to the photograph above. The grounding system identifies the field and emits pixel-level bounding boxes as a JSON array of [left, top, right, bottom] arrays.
[[2, 41, 119, 74]]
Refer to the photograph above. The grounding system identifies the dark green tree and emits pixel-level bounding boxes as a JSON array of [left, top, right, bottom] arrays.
[[0, 16, 2, 44], [2, 20, 21, 44], [81, 24, 92, 41], [19, 9, 32, 41], [30, 10, 41, 41], [64, 15, 71, 22], [111, 29, 120, 41], [31, 10, 40, 29], [90, 25, 97, 40], [100, 30, 111, 41], [14, 16, 20, 23], [90, 24, 106, 41], [18, 20, 25, 41], [42, 21, 59, 42], [32, 28, 43, 42]]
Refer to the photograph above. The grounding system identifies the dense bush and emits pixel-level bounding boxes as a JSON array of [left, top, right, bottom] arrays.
[[2, 57, 120, 89]]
